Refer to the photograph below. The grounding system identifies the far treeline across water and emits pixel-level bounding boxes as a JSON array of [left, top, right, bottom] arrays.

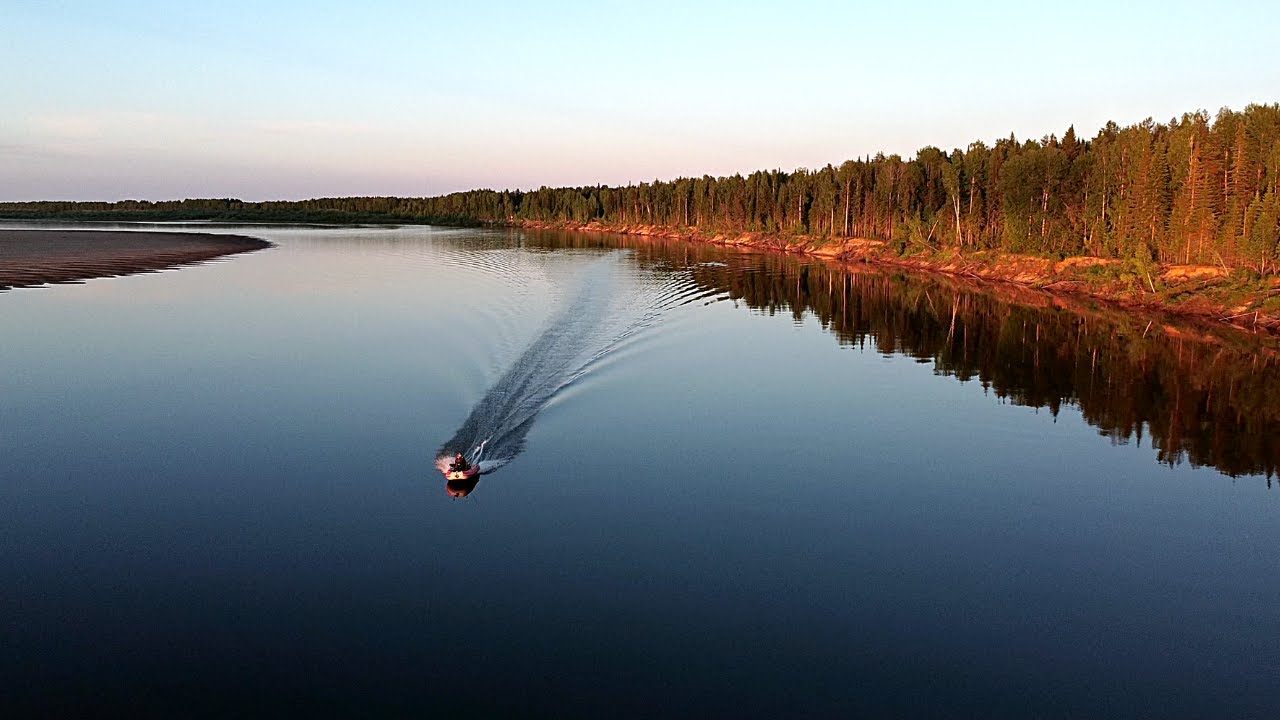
[[6, 104, 1280, 273]]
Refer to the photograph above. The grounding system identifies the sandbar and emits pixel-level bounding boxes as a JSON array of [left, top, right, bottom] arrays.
[[0, 229, 271, 290]]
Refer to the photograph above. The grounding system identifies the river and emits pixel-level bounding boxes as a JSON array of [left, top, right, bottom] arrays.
[[2, 222, 1277, 717]]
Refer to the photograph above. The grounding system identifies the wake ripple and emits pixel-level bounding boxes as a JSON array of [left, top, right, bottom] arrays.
[[436, 254, 720, 475]]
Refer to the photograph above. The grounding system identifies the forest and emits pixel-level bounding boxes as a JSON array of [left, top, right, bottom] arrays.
[[4, 103, 1279, 273]]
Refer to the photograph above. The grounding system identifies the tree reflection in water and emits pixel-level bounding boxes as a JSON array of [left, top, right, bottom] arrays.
[[525, 230, 1280, 481]]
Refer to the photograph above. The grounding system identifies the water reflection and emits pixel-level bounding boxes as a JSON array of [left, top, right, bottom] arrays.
[[517, 230, 1280, 480]]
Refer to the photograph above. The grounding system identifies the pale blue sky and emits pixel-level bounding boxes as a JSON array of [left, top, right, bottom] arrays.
[[2, 0, 1275, 201]]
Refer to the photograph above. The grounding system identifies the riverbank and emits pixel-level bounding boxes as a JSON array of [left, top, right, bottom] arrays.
[[0, 229, 272, 290], [508, 220, 1280, 334]]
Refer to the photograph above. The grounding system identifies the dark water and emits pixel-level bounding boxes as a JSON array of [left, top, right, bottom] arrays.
[[2, 223, 1277, 718]]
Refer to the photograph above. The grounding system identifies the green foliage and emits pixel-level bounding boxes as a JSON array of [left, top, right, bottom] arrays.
[[4, 103, 1280, 273]]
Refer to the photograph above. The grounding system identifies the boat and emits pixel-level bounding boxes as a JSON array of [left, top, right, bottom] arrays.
[[446, 474, 481, 497], [445, 464, 480, 481], [443, 453, 479, 481]]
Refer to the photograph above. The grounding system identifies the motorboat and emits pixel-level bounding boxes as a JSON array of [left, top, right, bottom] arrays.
[[444, 453, 479, 481], [446, 475, 480, 497], [445, 463, 479, 481]]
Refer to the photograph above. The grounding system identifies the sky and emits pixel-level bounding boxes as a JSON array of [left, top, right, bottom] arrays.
[[2, 0, 1276, 202]]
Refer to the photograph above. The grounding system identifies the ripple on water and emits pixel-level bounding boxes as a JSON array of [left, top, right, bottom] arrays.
[[435, 251, 715, 475]]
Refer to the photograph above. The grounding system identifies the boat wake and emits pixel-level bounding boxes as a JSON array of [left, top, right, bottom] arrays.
[[436, 254, 721, 476]]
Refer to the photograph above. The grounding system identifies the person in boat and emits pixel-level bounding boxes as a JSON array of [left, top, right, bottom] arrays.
[[449, 453, 471, 473]]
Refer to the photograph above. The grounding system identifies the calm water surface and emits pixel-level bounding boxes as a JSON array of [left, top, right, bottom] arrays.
[[2, 223, 1277, 717]]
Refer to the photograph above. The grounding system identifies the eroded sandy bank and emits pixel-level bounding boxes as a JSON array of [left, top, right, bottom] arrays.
[[508, 220, 1280, 334]]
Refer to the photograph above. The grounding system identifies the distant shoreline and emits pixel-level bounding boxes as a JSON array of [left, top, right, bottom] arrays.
[[508, 220, 1280, 335], [0, 229, 271, 290]]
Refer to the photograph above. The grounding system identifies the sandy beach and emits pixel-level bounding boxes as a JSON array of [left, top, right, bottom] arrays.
[[0, 229, 271, 290]]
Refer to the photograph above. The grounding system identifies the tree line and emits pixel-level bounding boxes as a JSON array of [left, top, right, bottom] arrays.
[[4, 103, 1279, 272]]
